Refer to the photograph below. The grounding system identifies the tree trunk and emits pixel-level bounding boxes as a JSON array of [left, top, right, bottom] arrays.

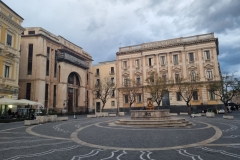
[[101, 103, 106, 112]]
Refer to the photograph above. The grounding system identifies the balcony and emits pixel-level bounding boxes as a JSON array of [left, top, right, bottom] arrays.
[[109, 71, 115, 75], [95, 73, 100, 77], [3, 45, 18, 57]]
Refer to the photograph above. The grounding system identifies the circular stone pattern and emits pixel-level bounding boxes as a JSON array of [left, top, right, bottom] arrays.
[[71, 120, 222, 151]]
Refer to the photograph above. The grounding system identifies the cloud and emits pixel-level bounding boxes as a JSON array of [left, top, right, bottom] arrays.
[[2, 0, 240, 76]]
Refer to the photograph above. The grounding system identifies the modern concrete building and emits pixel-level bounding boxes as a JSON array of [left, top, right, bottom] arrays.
[[19, 27, 93, 113], [0, 1, 24, 113], [116, 33, 222, 112], [92, 60, 117, 112]]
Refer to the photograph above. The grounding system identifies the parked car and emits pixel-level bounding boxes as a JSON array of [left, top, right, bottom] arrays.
[[218, 109, 225, 114], [228, 103, 239, 111]]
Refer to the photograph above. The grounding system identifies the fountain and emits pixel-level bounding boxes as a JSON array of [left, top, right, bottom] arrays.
[[115, 98, 192, 127]]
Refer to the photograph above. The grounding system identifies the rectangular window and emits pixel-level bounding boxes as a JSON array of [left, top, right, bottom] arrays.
[[176, 92, 181, 101], [27, 44, 33, 75], [135, 59, 139, 68], [26, 83, 31, 100], [173, 55, 178, 64], [96, 79, 100, 85], [189, 52, 194, 62], [206, 70, 213, 79], [136, 77, 141, 85], [205, 50, 210, 60], [124, 78, 128, 86], [162, 74, 166, 81], [137, 94, 142, 103], [46, 47, 50, 76], [124, 95, 128, 103], [96, 91, 100, 98], [111, 77, 114, 84], [53, 85, 57, 107], [111, 101, 115, 106], [110, 67, 114, 74], [160, 56, 165, 65], [45, 84, 49, 102], [149, 58, 152, 66], [4, 65, 10, 78], [123, 61, 127, 69], [193, 91, 198, 100], [6, 34, 12, 46], [28, 31, 35, 34], [96, 69, 99, 75], [111, 90, 115, 97], [175, 73, 180, 82], [54, 51, 57, 77], [209, 91, 215, 100]]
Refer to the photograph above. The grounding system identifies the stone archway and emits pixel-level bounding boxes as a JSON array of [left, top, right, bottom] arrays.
[[67, 72, 80, 113]]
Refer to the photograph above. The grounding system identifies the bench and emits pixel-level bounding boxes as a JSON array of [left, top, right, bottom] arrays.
[[24, 120, 39, 126], [87, 115, 96, 118], [180, 112, 188, 115], [109, 114, 116, 117], [56, 117, 68, 121], [170, 113, 178, 116], [223, 115, 234, 120], [119, 112, 125, 116]]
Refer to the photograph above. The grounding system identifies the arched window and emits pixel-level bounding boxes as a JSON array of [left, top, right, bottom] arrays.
[[68, 72, 80, 86]]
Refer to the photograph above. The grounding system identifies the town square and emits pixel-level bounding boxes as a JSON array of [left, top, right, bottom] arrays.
[[0, 0, 240, 159]]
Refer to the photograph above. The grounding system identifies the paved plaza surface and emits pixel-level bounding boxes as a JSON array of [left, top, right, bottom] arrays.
[[1, 112, 240, 160]]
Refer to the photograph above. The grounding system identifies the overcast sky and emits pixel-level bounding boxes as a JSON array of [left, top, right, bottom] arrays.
[[3, 0, 240, 77]]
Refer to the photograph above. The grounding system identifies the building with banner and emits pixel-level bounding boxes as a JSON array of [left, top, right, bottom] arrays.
[[19, 27, 93, 114], [0, 1, 24, 113]]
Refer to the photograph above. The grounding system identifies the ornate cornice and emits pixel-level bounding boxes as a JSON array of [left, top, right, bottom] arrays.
[[117, 38, 217, 55], [0, 12, 24, 33]]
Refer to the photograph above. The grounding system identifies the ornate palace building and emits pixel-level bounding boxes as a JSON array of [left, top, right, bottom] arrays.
[[116, 33, 221, 112], [0, 1, 24, 113], [19, 27, 93, 113]]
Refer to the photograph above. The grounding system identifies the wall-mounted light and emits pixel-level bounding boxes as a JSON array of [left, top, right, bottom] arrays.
[[9, 105, 12, 108]]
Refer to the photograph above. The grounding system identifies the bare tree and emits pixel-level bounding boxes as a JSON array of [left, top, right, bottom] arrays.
[[208, 73, 240, 113], [174, 75, 201, 114], [93, 77, 116, 112], [121, 79, 142, 112], [145, 72, 173, 109]]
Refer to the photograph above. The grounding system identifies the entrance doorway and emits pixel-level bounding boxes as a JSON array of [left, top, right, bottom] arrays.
[[162, 91, 170, 106], [96, 102, 101, 112], [67, 72, 80, 113]]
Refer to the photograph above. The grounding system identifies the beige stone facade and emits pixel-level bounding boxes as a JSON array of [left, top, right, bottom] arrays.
[[0, 1, 24, 112], [92, 61, 117, 112], [19, 27, 93, 113], [116, 33, 222, 111]]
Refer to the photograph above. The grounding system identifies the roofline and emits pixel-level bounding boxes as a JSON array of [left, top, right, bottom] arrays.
[[0, 0, 24, 20]]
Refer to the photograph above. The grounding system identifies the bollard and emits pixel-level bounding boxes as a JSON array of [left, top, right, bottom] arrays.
[[74, 112, 77, 119]]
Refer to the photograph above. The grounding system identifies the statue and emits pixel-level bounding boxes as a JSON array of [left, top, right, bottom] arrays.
[[146, 98, 154, 110]]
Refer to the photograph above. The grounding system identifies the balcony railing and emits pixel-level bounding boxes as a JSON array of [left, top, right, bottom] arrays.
[[95, 73, 100, 77], [109, 71, 115, 75]]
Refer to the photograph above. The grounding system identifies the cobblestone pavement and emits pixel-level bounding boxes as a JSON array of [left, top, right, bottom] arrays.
[[1, 112, 240, 160]]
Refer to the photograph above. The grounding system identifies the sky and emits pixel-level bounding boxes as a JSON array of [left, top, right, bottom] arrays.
[[2, 0, 240, 77]]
